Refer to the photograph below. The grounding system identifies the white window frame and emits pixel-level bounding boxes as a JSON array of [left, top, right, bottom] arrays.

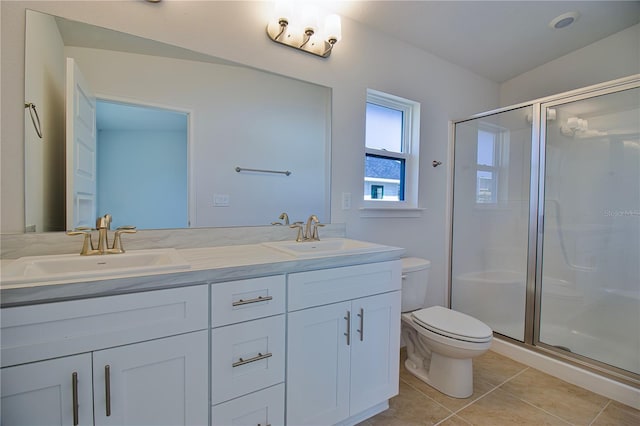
[[363, 89, 421, 214]]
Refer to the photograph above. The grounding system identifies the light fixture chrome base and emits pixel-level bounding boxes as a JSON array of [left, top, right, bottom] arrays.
[[266, 21, 335, 58]]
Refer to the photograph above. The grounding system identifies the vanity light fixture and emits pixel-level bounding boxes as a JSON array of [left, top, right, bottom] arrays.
[[266, 2, 342, 58]]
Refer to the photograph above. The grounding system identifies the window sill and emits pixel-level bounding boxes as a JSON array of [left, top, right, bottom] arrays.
[[359, 207, 425, 218]]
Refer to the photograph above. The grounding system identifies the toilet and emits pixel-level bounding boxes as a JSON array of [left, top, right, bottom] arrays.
[[401, 258, 493, 398]]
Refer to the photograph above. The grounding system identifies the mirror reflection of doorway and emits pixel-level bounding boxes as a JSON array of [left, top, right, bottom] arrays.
[[96, 100, 188, 229]]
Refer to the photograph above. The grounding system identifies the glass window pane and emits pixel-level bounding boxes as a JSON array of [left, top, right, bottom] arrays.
[[364, 154, 404, 201], [477, 130, 495, 166], [365, 103, 403, 152]]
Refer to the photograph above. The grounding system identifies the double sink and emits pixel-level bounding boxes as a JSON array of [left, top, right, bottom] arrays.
[[1, 239, 388, 286]]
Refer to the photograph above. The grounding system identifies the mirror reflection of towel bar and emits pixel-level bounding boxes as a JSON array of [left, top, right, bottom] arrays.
[[235, 166, 291, 176]]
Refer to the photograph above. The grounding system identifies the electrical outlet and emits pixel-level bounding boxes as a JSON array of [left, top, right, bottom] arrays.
[[213, 194, 230, 207], [342, 192, 351, 210]]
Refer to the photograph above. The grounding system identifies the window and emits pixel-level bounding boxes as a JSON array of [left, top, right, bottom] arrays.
[[476, 125, 509, 205], [364, 90, 420, 208]]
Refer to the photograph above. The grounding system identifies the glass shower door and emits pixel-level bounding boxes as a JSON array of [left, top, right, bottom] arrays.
[[538, 86, 640, 375], [451, 106, 533, 341]]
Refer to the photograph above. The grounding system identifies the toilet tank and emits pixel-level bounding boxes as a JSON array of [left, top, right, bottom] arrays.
[[401, 257, 431, 312]]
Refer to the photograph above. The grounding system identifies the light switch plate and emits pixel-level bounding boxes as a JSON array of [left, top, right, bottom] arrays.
[[213, 194, 230, 207], [342, 192, 351, 210]]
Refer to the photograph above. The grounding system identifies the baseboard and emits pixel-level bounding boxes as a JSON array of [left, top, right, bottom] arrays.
[[336, 401, 389, 426], [491, 337, 640, 410]]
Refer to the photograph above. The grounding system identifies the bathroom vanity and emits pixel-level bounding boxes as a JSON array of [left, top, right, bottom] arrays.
[[0, 239, 403, 426]]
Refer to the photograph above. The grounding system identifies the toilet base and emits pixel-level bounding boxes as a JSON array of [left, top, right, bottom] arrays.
[[404, 353, 474, 399]]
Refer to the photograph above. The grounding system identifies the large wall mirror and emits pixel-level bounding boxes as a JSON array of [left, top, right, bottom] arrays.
[[24, 9, 331, 232]]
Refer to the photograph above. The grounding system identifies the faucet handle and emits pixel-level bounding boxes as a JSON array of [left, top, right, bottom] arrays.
[[111, 226, 137, 253], [290, 222, 304, 242], [68, 226, 92, 232], [311, 223, 325, 241], [67, 227, 95, 255]]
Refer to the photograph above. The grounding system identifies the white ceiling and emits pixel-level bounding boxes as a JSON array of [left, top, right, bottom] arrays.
[[327, 1, 640, 83]]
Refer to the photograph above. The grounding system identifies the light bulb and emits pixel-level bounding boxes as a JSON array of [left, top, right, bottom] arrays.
[[273, 0, 293, 23], [324, 14, 342, 43], [300, 5, 319, 33]]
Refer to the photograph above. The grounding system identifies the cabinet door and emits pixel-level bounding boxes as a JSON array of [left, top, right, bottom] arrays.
[[287, 301, 351, 426], [93, 331, 208, 426], [1, 354, 93, 426], [350, 291, 401, 415]]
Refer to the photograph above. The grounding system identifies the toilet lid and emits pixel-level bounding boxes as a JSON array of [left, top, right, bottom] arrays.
[[412, 306, 493, 343]]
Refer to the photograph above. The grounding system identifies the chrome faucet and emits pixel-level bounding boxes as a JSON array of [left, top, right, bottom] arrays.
[[67, 214, 137, 255]]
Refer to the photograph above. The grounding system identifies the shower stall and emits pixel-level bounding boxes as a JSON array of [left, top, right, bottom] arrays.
[[450, 76, 640, 385]]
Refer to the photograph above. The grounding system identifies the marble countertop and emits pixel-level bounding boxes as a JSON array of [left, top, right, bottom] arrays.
[[0, 241, 404, 308]]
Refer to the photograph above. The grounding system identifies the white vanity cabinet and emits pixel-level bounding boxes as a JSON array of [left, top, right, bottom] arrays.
[[210, 275, 286, 426], [1, 243, 404, 426], [0, 285, 209, 426], [286, 261, 402, 426]]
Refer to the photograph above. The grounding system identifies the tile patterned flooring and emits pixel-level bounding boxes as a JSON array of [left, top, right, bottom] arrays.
[[359, 349, 640, 426]]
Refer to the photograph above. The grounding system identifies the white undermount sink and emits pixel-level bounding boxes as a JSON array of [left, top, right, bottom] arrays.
[[262, 238, 388, 257], [1, 248, 191, 285]]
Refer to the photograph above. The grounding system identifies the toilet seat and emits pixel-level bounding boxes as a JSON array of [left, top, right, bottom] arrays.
[[411, 306, 492, 343]]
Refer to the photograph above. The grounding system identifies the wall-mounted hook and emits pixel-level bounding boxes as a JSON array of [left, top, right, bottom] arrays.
[[432, 160, 442, 167], [25, 102, 43, 139]]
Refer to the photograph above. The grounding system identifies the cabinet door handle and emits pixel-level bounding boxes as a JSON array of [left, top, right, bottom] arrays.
[[72, 372, 79, 426], [232, 352, 273, 367], [232, 295, 273, 306], [344, 310, 351, 346], [357, 308, 364, 341], [105, 365, 111, 417]]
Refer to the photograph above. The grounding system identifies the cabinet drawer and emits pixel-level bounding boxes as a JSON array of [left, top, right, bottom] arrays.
[[211, 315, 285, 404], [1, 285, 208, 368], [288, 260, 402, 311], [211, 383, 284, 426], [211, 275, 285, 327]]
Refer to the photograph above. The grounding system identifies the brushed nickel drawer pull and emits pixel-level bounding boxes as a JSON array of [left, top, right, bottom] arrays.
[[357, 308, 364, 341], [232, 352, 273, 367], [105, 365, 111, 417], [232, 295, 273, 307], [72, 372, 79, 426], [344, 310, 351, 346]]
